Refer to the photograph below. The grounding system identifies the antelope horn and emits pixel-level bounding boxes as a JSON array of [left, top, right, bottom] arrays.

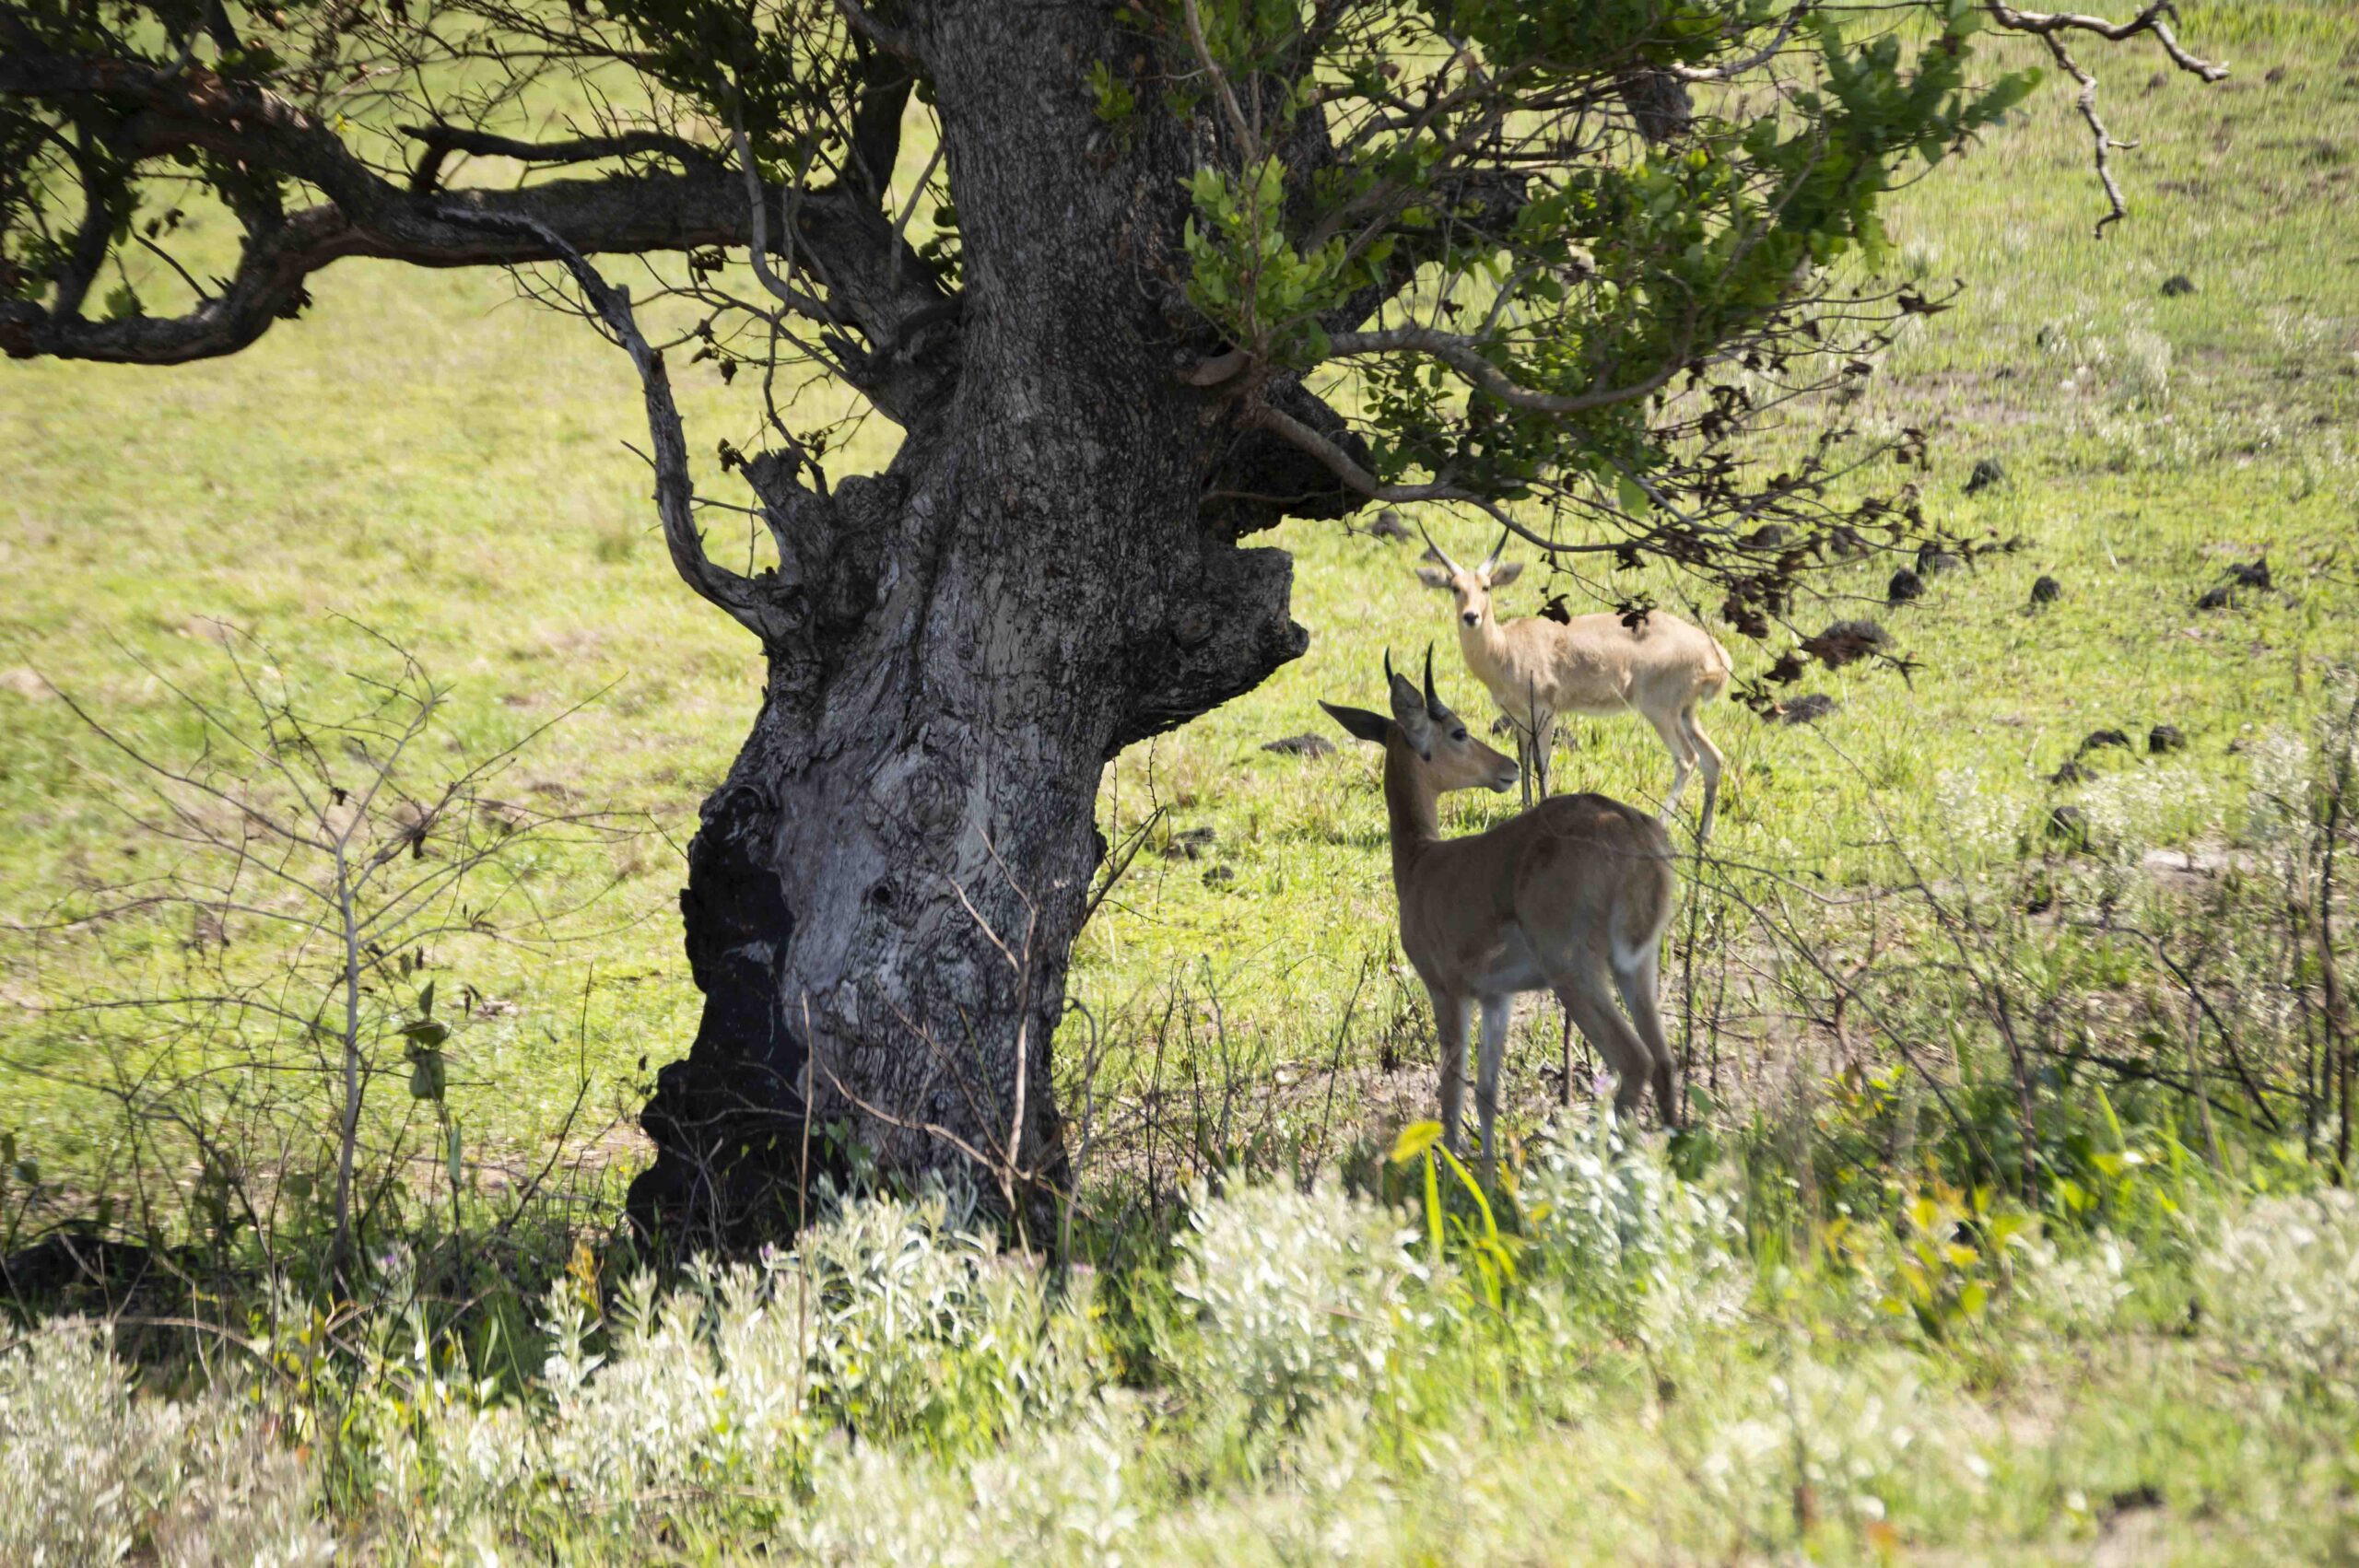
[[1424, 643, 1444, 719], [1482, 524, 1511, 570], [1416, 520, 1461, 573]]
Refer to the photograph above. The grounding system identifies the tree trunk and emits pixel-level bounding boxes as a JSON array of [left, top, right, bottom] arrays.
[[627, 6, 1326, 1251]]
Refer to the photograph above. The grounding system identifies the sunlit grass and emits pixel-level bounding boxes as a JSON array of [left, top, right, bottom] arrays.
[[1, 12, 2354, 1183]]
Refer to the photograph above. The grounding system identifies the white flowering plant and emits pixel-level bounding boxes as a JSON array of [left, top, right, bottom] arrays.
[[289, 1176, 1110, 1549], [0, 1322, 334, 1568], [1700, 1350, 1980, 1539], [780, 1403, 1142, 1568], [1515, 1104, 1749, 1344], [2198, 1188, 2359, 1404], [1171, 1175, 1428, 1431]]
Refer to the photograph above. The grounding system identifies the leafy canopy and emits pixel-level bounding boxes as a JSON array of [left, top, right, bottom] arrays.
[[1, 0, 2216, 668]]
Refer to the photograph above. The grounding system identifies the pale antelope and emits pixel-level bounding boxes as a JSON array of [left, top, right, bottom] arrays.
[[1416, 527, 1733, 840], [1321, 650, 1681, 1179]]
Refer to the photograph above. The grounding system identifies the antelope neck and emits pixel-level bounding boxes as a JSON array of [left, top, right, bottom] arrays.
[[1381, 733, 1443, 891], [1458, 602, 1507, 683]]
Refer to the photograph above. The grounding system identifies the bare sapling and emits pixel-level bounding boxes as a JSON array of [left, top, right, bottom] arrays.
[[2, 626, 627, 1289]]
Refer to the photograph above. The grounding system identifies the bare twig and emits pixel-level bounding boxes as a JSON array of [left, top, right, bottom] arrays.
[[1984, 0, 2230, 236]]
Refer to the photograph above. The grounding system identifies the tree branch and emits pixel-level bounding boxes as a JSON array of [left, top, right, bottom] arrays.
[[403, 123, 720, 194], [1200, 376, 1371, 535], [1245, 399, 1486, 509], [1111, 545, 1306, 754], [1, 41, 958, 406], [734, 123, 839, 324], [842, 43, 914, 201], [431, 204, 778, 643], [1180, 0, 1259, 157], [832, 0, 919, 64], [1983, 0, 2227, 76], [1983, 0, 2229, 237], [1320, 325, 1680, 415], [2038, 30, 2134, 236], [1244, 399, 1654, 559], [1664, 7, 1806, 83]]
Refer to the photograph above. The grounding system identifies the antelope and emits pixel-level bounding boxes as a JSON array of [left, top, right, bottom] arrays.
[[1416, 526, 1733, 840], [1321, 649, 1681, 1180]]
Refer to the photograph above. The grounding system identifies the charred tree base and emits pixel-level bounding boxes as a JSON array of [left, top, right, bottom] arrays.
[[624, 784, 839, 1255]]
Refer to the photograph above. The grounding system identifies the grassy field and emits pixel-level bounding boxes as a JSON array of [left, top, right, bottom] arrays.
[[5, 7, 2359, 1560], [6, 5, 2355, 1181]]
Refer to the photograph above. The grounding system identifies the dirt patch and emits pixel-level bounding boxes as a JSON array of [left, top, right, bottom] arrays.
[[2142, 843, 2257, 895], [1880, 369, 2040, 432], [2091, 1498, 2179, 1568], [0, 666, 56, 700]]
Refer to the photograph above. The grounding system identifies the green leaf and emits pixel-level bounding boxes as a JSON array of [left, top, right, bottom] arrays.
[[1433, 1141, 1500, 1246], [1422, 1153, 1443, 1261], [1390, 1119, 1443, 1164]]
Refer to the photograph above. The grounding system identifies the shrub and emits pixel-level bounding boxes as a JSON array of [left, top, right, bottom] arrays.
[[346, 1177, 1107, 1548], [1700, 1351, 1978, 1538], [1516, 1106, 1748, 1343], [789, 1177, 1104, 1446], [1934, 765, 2026, 863], [2012, 1232, 2140, 1340], [2198, 1189, 2359, 1402], [0, 1322, 332, 1567], [782, 1408, 1140, 1567], [1173, 1176, 1426, 1429]]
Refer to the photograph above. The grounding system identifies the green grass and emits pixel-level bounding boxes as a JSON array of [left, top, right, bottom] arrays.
[[5, 8, 2359, 1562], [1072, 8, 2359, 1117], [3, 8, 2356, 1181]]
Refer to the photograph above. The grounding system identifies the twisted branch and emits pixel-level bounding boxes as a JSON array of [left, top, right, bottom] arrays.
[[1984, 0, 2230, 236]]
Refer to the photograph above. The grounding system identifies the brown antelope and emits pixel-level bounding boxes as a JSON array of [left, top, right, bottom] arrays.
[[1416, 526, 1733, 840], [1321, 649, 1681, 1179]]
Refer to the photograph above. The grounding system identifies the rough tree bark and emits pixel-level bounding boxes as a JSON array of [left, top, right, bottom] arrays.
[[625, 6, 1336, 1250]]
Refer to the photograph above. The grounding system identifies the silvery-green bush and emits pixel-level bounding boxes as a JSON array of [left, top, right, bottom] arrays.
[[2199, 1189, 2359, 1401], [1933, 766, 2026, 863], [2013, 1232, 2140, 1340], [1700, 1352, 1977, 1534], [2081, 762, 2217, 864], [1516, 1106, 1748, 1343], [2246, 725, 2314, 847], [781, 1405, 1140, 1567], [1173, 1176, 1426, 1428], [0, 1322, 333, 1568], [790, 1177, 1103, 1444], [361, 1177, 1106, 1546]]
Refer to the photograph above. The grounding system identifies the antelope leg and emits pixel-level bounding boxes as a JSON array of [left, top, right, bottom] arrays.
[[1428, 984, 1471, 1152], [1475, 993, 1512, 1185]]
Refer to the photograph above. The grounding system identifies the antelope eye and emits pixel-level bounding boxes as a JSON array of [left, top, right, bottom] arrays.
[[1452, 729, 1468, 743]]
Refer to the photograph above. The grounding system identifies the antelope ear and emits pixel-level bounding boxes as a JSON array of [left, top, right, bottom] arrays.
[[1486, 559, 1524, 588], [1414, 566, 1453, 591], [1319, 701, 1391, 747], [1387, 672, 1436, 759]]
